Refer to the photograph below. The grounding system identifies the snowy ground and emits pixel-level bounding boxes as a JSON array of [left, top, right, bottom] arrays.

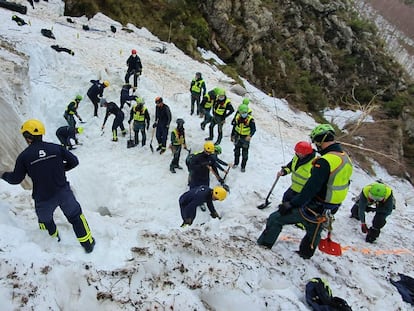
[[0, 1, 413, 310]]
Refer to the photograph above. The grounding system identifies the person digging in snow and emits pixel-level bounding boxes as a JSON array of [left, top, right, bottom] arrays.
[[101, 98, 127, 142]]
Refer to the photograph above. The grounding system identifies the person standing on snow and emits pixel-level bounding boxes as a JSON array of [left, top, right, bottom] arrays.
[[205, 88, 234, 145], [125, 49, 142, 89], [152, 96, 171, 154], [0, 119, 95, 253], [189, 72, 206, 116], [120, 84, 137, 110], [56, 125, 83, 150], [277, 141, 317, 203], [200, 88, 218, 131], [257, 124, 353, 259], [87, 79, 109, 117], [350, 182, 395, 243], [230, 104, 256, 172], [101, 99, 127, 142], [64, 95, 84, 128], [128, 97, 150, 147], [179, 185, 227, 227], [169, 118, 188, 173]]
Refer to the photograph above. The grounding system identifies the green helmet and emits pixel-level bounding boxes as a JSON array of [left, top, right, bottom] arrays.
[[216, 88, 226, 96], [135, 97, 144, 104], [214, 145, 222, 154], [75, 94, 83, 101], [369, 182, 386, 201], [310, 124, 335, 142], [242, 98, 250, 105], [238, 104, 249, 114]]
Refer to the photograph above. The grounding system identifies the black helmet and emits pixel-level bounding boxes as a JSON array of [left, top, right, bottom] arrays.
[[176, 118, 185, 127]]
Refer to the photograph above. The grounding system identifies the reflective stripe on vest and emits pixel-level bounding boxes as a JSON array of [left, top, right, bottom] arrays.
[[321, 151, 353, 204], [214, 98, 231, 116], [290, 155, 314, 193], [191, 79, 204, 93], [133, 107, 147, 122], [234, 115, 253, 136]]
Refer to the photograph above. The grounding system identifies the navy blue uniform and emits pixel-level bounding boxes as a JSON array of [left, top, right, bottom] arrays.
[[103, 102, 126, 140], [188, 152, 220, 189], [154, 103, 171, 152], [87, 80, 105, 117], [1, 140, 94, 252], [56, 126, 77, 149], [179, 185, 218, 225], [125, 55, 142, 87], [120, 84, 136, 109]]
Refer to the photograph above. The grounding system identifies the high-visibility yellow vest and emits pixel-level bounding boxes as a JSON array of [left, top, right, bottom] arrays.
[[172, 128, 185, 145], [321, 151, 353, 204], [133, 106, 147, 122], [214, 98, 231, 116], [191, 79, 205, 93], [290, 155, 315, 193], [234, 115, 253, 136], [362, 184, 392, 201]]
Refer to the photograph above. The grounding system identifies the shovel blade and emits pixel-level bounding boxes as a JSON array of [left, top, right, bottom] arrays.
[[257, 200, 271, 210], [127, 140, 135, 148], [318, 237, 342, 256]]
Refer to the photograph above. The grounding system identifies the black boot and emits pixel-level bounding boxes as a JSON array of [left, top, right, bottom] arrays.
[[366, 227, 380, 243]]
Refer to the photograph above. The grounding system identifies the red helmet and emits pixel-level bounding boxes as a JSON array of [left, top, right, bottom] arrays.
[[131, 49, 137, 55], [294, 141, 313, 156]]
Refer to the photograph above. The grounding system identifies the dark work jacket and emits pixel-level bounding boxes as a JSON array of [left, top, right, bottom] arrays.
[[126, 55, 143, 72], [103, 102, 123, 124], [179, 186, 217, 215], [2, 140, 78, 201], [87, 80, 104, 98], [56, 126, 76, 141], [155, 103, 172, 127], [189, 152, 218, 187], [291, 143, 344, 208]]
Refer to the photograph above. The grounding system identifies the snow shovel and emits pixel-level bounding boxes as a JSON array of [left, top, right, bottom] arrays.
[[257, 175, 280, 209], [318, 232, 342, 256], [127, 124, 135, 148], [149, 127, 155, 153]]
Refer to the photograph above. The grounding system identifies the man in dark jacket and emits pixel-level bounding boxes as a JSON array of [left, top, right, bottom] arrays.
[[189, 72, 206, 116], [179, 185, 227, 227], [56, 126, 83, 150], [101, 99, 127, 141], [152, 96, 171, 154], [257, 124, 353, 259], [120, 84, 137, 109], [87, 79, 109, 117], [125, 49, 142, 89], [187, 141, 223, 189], [0, 119, 95, 253]]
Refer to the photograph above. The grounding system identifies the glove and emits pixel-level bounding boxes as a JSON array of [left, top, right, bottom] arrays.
[[210, 211, 220, 219], [245, 135, 251, 142], [152, 122, 157, 128], [278, 201, 293, 216], [361, 223, 368, 234]]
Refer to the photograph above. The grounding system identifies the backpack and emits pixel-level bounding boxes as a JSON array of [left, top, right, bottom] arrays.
[[306, 278, 352, 311]]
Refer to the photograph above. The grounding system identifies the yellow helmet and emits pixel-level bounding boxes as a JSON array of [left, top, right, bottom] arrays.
[[212, 186, 227, 201], [20, 119, 45, 135], [204, 141, 215, 153], [103, 80, 110, 87]]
